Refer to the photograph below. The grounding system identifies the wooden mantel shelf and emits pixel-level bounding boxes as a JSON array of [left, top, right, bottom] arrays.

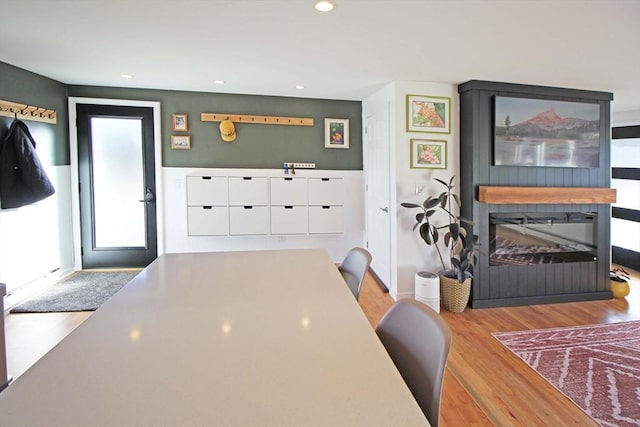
[[478, 186, 617, 204]]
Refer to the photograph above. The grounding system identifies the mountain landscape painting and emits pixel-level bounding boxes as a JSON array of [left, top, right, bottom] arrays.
[[494, 97, 600, 168]]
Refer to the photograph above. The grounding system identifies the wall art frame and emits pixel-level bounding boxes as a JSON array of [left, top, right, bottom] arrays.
[[324, 118, 349, 149], [172, 113, 188, 131], [171, 135, 191, 150], [410, 138, 447, 169], [406, 94, 451, 134]]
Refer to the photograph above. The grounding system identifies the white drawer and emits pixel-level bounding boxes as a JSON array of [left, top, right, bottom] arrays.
[[187, 176, 227, 206], [270, 177, 307, 205], [309, 206, 344, 234], [308, 178, 344, 206], [187, 206, 229, 236], [270, 206, 308, 234], [229, 206, 269, 235], [228, 177, 268, 206]]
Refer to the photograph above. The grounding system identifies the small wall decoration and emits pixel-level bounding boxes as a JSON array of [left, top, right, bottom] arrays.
[[172, 113, 188, 131], [410, 139, 447, 169], [406, 95, 451, 134], [171, 135, 191, 150], [324, 118, 349, 149]]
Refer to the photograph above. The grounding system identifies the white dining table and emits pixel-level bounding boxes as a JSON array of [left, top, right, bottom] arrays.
[[0, 249, 429, 426]]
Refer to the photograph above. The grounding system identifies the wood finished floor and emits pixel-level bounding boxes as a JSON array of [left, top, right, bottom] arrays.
[[4, 266, 640, 426]]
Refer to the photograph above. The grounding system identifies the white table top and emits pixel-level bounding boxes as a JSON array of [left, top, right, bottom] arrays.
[[0, 249, 429, 426]]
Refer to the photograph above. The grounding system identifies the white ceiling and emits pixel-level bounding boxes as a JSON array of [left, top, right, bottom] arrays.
[[2, 0, 639, 113]]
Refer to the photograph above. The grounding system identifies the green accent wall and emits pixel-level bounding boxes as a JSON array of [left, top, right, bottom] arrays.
[[0, 61, 69, 165], [68, 86, 363, 170]]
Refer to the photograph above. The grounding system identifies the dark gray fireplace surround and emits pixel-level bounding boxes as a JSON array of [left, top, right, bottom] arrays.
[[458, 80, 614, 308]]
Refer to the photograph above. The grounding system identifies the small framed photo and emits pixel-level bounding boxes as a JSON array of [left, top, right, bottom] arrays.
[[171, 135, 191, 150], [172, 113, 188, 131], [324, 118, 349, 149], [410, 139, 447, 169], [406, 95, 451, 134]]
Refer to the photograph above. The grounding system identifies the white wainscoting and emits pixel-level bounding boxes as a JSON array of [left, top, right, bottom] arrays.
[[162, 168, 365, 262], [0, 165, 74, 293]]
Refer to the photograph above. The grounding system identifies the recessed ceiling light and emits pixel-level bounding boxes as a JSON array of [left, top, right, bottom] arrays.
[[120, 74, 133, 79], [214, 80, 225, 85], [295, 85, 305, 90], [315, 1, 334, 12]]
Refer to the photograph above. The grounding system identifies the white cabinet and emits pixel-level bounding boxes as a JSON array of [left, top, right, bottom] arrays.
[[187, 176, 228, 236], [228, 177, 268, 206], [187, 176, 227, 206], [270, 177, 309, 234], [308, 178, 343, 206], [309, 206, 344, 234], [228, 177, 269, 235], [271, 206, 308, 235], [308, 177, 344, 234], [270, 177, 308, 205], [186, 173, 345, 236], [187, 206, 229, 236], [229, 206, 269, 235]]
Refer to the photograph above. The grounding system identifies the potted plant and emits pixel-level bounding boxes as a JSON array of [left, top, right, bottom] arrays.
[[401, 176, 478, 312], [610, 267, 631, 298]]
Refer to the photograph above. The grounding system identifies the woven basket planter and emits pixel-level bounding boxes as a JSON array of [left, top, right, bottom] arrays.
[[439, 274, 471, 313]]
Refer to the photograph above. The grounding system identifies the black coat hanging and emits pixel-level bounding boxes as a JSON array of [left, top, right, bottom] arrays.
[[0, 119, 55, 209]]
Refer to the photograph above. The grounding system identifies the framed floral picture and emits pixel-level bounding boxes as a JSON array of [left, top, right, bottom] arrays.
[[171, 135, 191, 150], [172, 113, 188, 131], [324, 118, 349, 149], [410, 139, 447, 169], [406, 95, 451, 134]]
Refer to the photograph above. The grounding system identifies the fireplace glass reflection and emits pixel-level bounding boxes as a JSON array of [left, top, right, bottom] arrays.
[[489, 212, 597, 266]]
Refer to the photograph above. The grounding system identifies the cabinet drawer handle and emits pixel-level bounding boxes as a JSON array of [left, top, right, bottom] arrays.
[[243, 177, 252, 180], [244, 206, 253, 209], [321, 178, 330, 181], [203, 206, 212, 210], [284, 206, 293, 209], [202, 176, 212, 180], [284, 177, 293, 181], [322, 206, 330, 209]]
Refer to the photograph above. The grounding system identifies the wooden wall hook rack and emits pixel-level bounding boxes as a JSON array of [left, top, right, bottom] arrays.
[[201, 113, 314, 127], [0, 99, 57, 124]]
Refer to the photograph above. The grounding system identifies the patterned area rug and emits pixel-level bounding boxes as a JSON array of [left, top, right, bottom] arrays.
[[10, 271, 139, 313], [493, 321, 640, 427]]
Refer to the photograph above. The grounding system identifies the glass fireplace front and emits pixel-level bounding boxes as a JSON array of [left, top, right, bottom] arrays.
[[489, 212, 597, 266]]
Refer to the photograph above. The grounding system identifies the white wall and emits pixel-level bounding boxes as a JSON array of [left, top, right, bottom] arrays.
[[162, 167, 365, 262], [393, 82, 459, 298], [0, 165, 74, 293], [612, 109, 640, 127]]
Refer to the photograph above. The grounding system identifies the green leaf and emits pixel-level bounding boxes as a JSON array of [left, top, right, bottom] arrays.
[[416, 213, 425, 223], [425, 209, 436, 217], [431, 225, 439, 243], [439, 192, 448, 208], [434, 178, 448, 188], [424, 197, 440, 209], [419, 223, 432, 245], [452, 193, 461, 208], [450, 223, 459, 240], [401, 202, 421, 209]]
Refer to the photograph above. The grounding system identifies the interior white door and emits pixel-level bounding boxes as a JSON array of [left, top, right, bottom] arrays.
[[364, 102, 392, 290]]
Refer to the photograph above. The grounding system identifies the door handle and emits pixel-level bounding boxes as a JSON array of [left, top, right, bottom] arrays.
[[380, 207, 389, 213], [138, 188, 155, 203]]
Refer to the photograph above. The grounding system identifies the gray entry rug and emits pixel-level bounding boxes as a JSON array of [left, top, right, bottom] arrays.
[[10, 271, 139, 313]]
